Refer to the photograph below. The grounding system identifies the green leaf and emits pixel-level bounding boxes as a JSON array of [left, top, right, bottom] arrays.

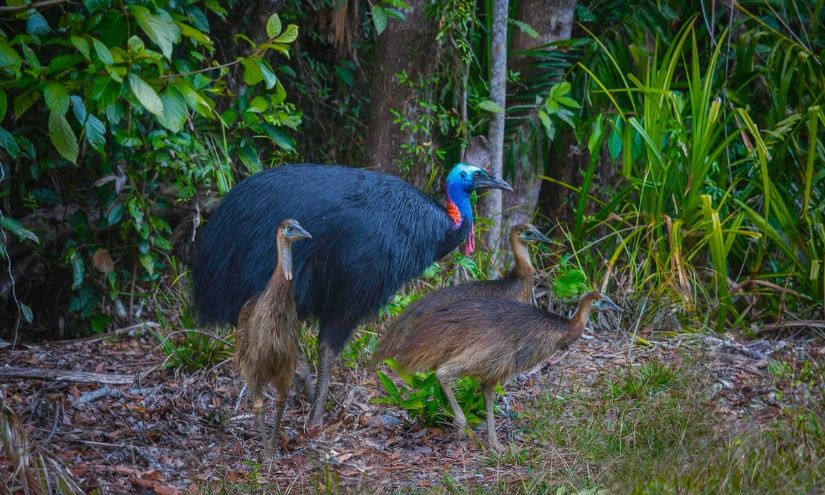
[[237, 142, 262, 173], [478, 99, 504, 114], [377, 370, 399, 398], [140, 253, 154, 274], [157, 90, 187, 132], [70, 96, 106, 152], [0, 127, 20, 159], [20, 303, 33, 323], [70, 250, 84, 289], [538, 110, 555, 140], [127, 35, 145, 53], [43, 83, 69, 115], [273, 24, 298, 44], [131, 6, 180, 60], [128, 73, 163, 116], [174, 81, 213, 118], [0, 216, 38, 243], [107, 203, 124, 225], [48, 111, 79, 163], [241, 58, 263, 85], [91, 38, 114, 65], [247, 96, 268, 113], [70, 36, 90, 60], [556, 96, 580, 109], [26, 10, 50, 35], [13, 90, 40, 119], [511, 19, 538, 39], [0, 41, 22, 72], [0, 90, 6, 122], [176, 21, 213, 50], [259, 61, 277, 89], [265, 13, 282, 38], [262, 124, 294, 151], [372, 5, 388, 35], [84, 0, 110, 14]]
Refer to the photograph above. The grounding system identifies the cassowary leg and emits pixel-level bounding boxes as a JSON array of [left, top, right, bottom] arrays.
[[296, 351, 315, 404], [435, 367, 466, 437], [309, 342, 337, 427], [483, 383, 503, 452]]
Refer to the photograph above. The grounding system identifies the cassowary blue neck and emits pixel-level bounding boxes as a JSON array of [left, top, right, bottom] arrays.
[[445, 180, 473, 229]]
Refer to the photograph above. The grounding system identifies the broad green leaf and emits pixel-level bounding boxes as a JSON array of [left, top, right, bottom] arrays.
[[0, 90, 5, 122], [247, 96, 268, 113], [157, 90, 187, 132], [556, 96, 580, 109], [372, 5, 388, 35], [84, 0, 110, 14], [174, 81, 213, 118], [478, 100, 503, 114], [241, 58, 263, 85], [259, 61, 277, 89], [139, 253, 154, 274], [262, 124, 294, 151], [273, 24, 298, 44], [131, 6, 180, 60], [48, 111, 78, 163], [70, 96, 106, 152], [176, 21, 213, 50], [265, 13, 282, 38], [26, 11, 50, 35], [0, 127, 19, 158], [127, 35, 145, 53], [43, 82, 69, 114], [237, 142, 262, 173], [71, 36, 90, 60], [0, 42, 22, 72], [13, 90, 39, 119], [538, 110, 555, 140], [91, 38, 114, 65], [128, 73, 163, 116], [0, 216, 38, 243], [204, 0, 227, 17]]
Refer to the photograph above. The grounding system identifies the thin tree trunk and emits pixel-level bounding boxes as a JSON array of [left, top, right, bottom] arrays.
[[482, 0, 509, 266], [365, 0, 436, 183], [504, 0, 577, 228]]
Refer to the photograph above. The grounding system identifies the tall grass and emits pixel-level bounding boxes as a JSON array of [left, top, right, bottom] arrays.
[[565, 5, 823, 329]]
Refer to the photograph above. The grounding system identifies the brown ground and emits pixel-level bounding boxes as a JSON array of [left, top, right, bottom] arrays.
[[0, 323, 817, 494]]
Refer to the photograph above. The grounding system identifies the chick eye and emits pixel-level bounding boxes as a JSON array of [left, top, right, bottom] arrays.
[[284, 226, 293, 234]]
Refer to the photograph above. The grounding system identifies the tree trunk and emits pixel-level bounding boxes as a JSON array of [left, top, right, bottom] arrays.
[[482, 0, 509, 266], [503, 0, 577, 229], [365, 0, 437, 183]]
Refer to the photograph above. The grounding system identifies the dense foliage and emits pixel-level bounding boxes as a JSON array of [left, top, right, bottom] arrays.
[[1, 0, 299, 333]]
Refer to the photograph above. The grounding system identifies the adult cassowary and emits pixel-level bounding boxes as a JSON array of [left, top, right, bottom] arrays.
[[192, 138, 511, 426]]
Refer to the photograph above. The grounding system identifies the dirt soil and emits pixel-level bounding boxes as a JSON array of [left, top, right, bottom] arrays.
[[0, 323, 817, 494]]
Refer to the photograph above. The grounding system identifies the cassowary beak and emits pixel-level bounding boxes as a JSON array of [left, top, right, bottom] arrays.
[[474, 175, 513, 192], [596, 295, 623, 312]]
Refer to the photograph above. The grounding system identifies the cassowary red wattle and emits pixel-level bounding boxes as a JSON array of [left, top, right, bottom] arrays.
[[191, 138, 510, 426]]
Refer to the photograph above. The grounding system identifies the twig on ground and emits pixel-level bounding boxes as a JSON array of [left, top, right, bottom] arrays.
[[72, 386, 123, 408], [52, 322, 160, 345]]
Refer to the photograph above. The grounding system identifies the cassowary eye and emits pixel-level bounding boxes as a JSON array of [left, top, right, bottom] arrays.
[[461, 171, 467, 178], [284, 227, 293, 234], [473, 171, 482, 179]]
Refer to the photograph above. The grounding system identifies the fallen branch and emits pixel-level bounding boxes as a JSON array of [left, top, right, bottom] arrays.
[[755, 320, 825, 334], [52, 322, 160, 345], [0, 366, 135, 385], [72, 386, 123, 408]]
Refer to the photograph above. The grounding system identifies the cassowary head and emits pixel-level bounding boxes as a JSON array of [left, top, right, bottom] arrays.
[[513, 223, 550, 244], [276, 219, 311, 280], [444, 163, 512, 255], [586, 292, 623, 313]]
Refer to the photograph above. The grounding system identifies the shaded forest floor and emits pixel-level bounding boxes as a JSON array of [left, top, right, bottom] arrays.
[[1, 323, 823, 494]]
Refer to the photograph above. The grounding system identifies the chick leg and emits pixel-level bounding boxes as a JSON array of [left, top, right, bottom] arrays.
[[270, 387, 289, 453], [309, 342, 336, 428], [251, 389, 272, 458], [483, 383, 503, 452], [435, 367, 466, 437]]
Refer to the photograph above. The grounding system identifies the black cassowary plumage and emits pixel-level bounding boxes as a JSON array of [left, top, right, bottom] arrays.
[[194, 166, 465, 350]]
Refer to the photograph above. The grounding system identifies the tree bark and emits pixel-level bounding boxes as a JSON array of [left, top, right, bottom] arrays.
[[503, 0, 577, 229], [482, 0, 509, 265], [365, 0, 437, 183]]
